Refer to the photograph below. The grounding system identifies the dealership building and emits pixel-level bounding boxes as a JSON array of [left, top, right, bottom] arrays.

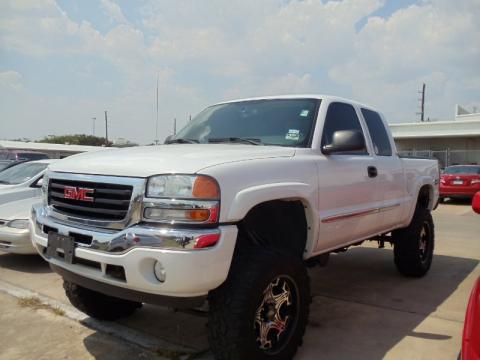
[[389, 105, 480, 167]]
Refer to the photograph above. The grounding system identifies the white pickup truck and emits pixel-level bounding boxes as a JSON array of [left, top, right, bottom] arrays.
[[31, 95, 439, 359]]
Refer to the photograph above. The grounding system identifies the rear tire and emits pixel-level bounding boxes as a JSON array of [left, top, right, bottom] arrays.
[[63, 280, 142, 320], [438, 197, 445, 204], [392, 206, 434, 277], [208, 248, 310, 360]]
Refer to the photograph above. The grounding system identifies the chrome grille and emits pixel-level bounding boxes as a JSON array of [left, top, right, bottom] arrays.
[[48, 179, 133, 221]]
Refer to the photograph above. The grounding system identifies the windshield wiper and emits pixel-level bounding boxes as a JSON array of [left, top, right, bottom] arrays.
[[208, 137, 263, 145], [165, 138, 199, 144]]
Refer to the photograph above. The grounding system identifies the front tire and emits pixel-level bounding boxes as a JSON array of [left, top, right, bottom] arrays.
[[208, 248, 310, 360], [63, 280, 142, 320], [392, 206, 435, 277]]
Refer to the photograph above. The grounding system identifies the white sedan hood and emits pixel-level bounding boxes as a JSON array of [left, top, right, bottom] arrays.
[[48, 145, 295, 177], [0, 197, 42, 220]]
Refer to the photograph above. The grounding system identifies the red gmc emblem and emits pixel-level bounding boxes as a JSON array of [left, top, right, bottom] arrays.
[[64, 186, 94, 202]]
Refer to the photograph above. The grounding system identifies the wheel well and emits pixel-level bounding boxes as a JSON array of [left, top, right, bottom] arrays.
[[236, 200, 308, 258], [417, 185, 432, 209]]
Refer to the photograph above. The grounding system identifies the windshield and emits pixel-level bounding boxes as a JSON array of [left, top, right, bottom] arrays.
[[443, 166, 480, 175], [170, 99, 320, 147], [0, 162, 12, 171], [0, 162, 48, 185]]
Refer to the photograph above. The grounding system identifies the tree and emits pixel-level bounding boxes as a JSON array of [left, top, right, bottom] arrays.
[[38, 134, 112, 147]]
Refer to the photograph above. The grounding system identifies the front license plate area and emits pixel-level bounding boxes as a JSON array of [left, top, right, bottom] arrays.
[[453, 180, 464, 185], [46, 233, 75, 264]]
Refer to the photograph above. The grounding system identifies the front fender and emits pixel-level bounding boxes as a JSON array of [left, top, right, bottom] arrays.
[[227, 182, 315, 221]]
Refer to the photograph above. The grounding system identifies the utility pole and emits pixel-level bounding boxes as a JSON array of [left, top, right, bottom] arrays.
[[104, 110, 109, 146], [173, 118, 177, 135], [417, 83, 426, 122], [92, 117, 96, 136]]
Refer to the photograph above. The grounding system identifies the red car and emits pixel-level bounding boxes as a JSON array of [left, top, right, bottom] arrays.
[[461, 192, 480, 360], [440, 165, 480, 202]]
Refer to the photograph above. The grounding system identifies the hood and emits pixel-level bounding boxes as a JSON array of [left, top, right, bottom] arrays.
[[0, 197, 42, 220], [48, 145, 295, 177]]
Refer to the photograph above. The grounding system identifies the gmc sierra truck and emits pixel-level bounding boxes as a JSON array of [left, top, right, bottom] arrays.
[[31, 95, 439, 360]]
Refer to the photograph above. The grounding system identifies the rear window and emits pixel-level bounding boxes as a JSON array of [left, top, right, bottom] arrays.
[[443, 167, 480, 175]]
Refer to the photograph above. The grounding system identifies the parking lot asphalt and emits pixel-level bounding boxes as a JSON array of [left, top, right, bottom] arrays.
[[0, 200, 478, 360]]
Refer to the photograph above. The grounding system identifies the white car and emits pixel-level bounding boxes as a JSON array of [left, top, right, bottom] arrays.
[[0, 197, 42, 254], [0, 159, 54, 205]]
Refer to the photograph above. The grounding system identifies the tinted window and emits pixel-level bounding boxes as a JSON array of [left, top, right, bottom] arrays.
[[321, 102, 367, 155], [361, 109, 392, 156], [444, 166, 480, 175], [172, 99, 320, 147]]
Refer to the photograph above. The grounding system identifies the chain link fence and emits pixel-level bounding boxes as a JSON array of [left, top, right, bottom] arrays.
[[398, 150, 480, 168]]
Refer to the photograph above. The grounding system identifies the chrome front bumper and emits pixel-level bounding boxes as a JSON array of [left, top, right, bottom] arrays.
[[31, 204, 238, 298]]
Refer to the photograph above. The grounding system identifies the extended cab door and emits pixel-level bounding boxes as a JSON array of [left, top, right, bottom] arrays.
[[315, 102, 384, 253], [360, 108, 407, 231]]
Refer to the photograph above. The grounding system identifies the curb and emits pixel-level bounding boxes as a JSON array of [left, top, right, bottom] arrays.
[[0, 279, 207, 358]]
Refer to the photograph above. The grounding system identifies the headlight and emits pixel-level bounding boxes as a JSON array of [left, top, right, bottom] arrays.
[[7, 219, 29, 229], [144, 175, 220, 224], [147, 175, 220, 199]]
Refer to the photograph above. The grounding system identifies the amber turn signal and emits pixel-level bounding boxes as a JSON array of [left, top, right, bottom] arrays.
[[192, 176, 220, 199]]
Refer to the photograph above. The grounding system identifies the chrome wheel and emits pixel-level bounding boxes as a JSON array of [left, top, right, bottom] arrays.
[[254, 275, 299, 354]]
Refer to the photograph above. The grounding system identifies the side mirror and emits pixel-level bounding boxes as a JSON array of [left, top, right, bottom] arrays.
[[164, 135, 173, 144], [473, 192, 480, 214], [322, 130, 366, 155]]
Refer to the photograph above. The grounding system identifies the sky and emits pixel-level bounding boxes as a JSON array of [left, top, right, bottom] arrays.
[[1, 0, 479, 144]]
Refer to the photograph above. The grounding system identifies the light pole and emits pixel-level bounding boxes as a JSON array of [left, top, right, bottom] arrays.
[[92, 117, 96, 136], [104, 111, 109, 146], [155, 72, 159, 145]]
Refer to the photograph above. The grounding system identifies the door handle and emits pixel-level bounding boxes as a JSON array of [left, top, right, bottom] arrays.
[[368, 166, 378, 178]]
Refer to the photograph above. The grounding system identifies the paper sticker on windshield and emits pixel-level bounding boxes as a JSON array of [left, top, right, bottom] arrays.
[[286, 129, 300, 141], [300, 110, 309, 117]]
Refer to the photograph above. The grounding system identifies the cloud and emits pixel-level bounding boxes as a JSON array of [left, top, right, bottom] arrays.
[[100, 0, 128, 24], [0, 70, 23, 91], [0, 0, 479, 143], [329, 0, 480, 121]]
